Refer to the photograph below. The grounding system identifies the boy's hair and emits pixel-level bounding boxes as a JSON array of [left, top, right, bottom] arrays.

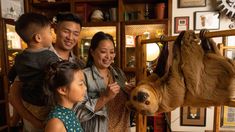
[[43, 60, 82, 107], [15, 13, 51, 44], [54, 12, 82, 27]]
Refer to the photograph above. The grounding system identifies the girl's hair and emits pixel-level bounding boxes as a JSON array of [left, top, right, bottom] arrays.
[[86, 31, 115, 67], [43, 60, 82, 107]]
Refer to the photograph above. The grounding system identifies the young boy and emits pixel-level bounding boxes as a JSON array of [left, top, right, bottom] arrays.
[[10, 13, 59, 132]]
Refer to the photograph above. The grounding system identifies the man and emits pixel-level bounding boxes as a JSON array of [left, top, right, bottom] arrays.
[[8, 12, 84, 132], [50, 12, 85, 68]]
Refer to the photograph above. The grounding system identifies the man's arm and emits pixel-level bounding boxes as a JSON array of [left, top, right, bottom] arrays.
[[8, 80, 44, 129]]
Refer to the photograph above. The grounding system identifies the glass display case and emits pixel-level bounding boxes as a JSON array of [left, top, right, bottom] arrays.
[[6, 23, 27, 68], [122, 21, 167, 72]]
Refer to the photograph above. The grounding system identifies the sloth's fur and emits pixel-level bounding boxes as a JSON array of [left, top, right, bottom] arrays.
[[126, 31, 235, 115]]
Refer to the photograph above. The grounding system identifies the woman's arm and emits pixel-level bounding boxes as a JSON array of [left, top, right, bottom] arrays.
[[45, 118, 66, 132]]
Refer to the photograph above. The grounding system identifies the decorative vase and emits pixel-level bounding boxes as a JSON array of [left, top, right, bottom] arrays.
[[155, 3, 165, 20]]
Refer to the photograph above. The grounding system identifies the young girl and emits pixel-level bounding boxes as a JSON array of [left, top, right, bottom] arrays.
[[44, 60, 86, 132]]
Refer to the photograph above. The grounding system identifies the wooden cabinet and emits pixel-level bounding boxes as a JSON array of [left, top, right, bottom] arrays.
[[0, 19, 10, 132], [73, 0, 118, 23], [26, 0, 71, 19], [0, 46, 9, 132], [0, 19, 26, 132], [121, 20, 168, 72], [26, 0, 171, 69]]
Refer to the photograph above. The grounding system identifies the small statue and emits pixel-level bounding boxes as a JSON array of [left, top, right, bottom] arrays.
[[90, 10, 104, 22]]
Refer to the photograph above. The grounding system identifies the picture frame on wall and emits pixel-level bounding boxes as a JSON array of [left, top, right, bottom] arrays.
[[174, 16, 189, 34], [180, 106, 206, 126], [178, 0, 206, 8], [221, 106, 235, 127], [1, 0, 24, 20], [194, 11, 220, 30], [225, 49, 235, 60]]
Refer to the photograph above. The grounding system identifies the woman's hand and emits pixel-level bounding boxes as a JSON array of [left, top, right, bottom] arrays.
[[95, 82, 120, 111], [106, 82, 120, 100], [125, 82, 136, 94]]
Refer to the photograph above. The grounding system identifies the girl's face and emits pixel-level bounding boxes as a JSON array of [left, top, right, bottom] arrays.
[[66, 70, 86, 103], [91, 39, 115, 69]]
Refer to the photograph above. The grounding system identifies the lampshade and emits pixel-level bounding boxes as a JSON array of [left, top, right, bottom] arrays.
[[146, 43, 160, 61]]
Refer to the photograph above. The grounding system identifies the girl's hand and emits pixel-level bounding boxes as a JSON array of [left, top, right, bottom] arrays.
[[106, 82, 120, 100]]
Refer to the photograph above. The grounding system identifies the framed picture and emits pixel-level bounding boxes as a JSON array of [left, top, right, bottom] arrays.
[[180, 106, 206, 126], [221, 106, 235, 127], [174, 16, 189, 33], [125, 35, 135, 47], [178, 0, 206, 8], [225, 49, 235, 60], [194, 11, 220, 30], [1, 0, 24, 20]]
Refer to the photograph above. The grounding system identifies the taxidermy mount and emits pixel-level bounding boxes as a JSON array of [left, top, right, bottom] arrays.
[[126, 30, 235, 115]]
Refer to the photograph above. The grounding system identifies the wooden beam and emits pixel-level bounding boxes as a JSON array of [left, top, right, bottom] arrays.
[[141, 29, 235, 44], [213, 107, 221, 132], [135, 35, 147, 132]]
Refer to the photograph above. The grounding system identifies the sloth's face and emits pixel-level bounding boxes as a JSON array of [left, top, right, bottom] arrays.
[[126, 83, 160, 115]]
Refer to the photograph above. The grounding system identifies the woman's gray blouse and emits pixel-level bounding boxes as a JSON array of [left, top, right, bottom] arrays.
[[73, 65, 126, 132]]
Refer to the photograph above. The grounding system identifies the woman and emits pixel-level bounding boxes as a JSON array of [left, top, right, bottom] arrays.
[[74, 31, 132, 132]]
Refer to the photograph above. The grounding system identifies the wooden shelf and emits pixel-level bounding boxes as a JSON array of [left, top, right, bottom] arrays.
[[83, 21, 119, 27], [124, 19, 168, 25], [75, 0, 117, 4], [32, 2, 70, 9]]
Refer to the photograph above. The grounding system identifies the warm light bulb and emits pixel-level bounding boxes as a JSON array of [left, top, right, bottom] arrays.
[[146, 43, 160, 61]]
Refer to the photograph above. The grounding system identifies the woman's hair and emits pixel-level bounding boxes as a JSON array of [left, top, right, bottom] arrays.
[[43, 60, 82, 107], [86, 31, 115, 67]]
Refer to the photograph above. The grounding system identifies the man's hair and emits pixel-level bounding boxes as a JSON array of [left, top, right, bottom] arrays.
[[54, 12, 82, 27], [15, 13, 51, 44]]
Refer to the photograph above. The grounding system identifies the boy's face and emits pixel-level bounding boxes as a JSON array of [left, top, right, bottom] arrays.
[[55, 21, 81, 51], [39, 25, 53, 48]]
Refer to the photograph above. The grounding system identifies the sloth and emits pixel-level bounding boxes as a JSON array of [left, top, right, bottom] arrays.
[[126, 30, 235, 115]]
